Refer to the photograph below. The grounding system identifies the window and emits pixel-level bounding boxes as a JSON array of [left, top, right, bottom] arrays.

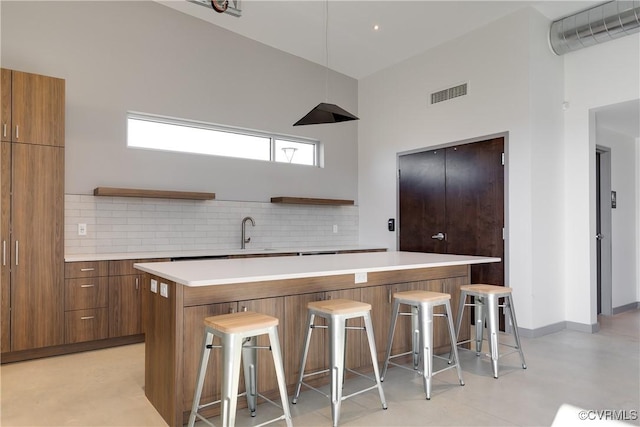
[[127, 113, 319, 166]]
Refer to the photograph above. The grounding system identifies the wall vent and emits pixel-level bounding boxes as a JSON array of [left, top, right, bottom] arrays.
[[430, 83, 468, 105]]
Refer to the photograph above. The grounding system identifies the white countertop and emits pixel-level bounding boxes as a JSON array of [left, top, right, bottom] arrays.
[[134, 251, 500, 287], [64, 246, 387, 262]]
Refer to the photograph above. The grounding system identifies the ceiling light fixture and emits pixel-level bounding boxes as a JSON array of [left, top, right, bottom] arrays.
[[293, 0, 359, 126]]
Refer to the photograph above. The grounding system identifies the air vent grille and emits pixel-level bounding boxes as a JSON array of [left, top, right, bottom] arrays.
[[430, 83, 468, 105]]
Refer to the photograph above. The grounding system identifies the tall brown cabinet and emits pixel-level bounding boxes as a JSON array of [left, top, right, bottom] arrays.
[[1, 68, 65, 353]]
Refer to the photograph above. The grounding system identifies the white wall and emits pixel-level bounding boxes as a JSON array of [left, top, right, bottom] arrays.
[[595, 126, 638, 309], [358, 8, 566, 331], [563, 34, 640, 326], [0, 1, 359, 203]]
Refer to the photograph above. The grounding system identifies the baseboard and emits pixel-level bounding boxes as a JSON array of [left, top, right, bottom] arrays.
[[612, 302, 640, 315], [518, 320, 600, 338]]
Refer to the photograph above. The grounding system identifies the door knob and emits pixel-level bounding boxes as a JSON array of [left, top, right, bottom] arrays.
[[431, 232, 445, 241], [596, 233, 604, 240]]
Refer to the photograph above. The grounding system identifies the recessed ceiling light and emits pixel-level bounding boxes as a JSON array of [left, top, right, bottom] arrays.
[[373, 24, 380, 31]]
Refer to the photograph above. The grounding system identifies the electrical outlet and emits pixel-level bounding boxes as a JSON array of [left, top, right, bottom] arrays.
[[150, 279, 158, 293], [333, 224, 338, 233], [355, 272, 368, 284], [160, 282, 169, 298], [78, 223, 87, 236]]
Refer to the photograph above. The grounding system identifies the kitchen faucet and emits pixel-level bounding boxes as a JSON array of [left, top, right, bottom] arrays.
[[241, 216, 255, 249]]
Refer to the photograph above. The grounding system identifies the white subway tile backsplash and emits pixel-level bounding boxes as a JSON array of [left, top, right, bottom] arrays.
[[65, 195, 359, 255]]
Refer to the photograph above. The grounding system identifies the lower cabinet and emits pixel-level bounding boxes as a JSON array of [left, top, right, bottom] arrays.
[[63, 258, 168, 345]]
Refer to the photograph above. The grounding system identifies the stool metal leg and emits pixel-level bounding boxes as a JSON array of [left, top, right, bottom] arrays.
[[418, 304, 434, 400], [188, 329, 214, 427], [292, 311, 315, 404], [455, 290, 467, 345], [329, 315, 347, 427], [444, 300, 464, 386], [221, 333, 244, 427], [486, 295, 500, 379], [411, 305, 420, 370], [363, 312, 387, 410], [381, 299, 400, 381], [506, 295, 527, 369], [241, 336, 258, 416], [474, 296, 485, 355], [268, 327, 293, 427]]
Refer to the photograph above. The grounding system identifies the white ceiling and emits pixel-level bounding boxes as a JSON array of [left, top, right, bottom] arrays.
[[157, 0, 599, 79], [156, 0, 639, 139]]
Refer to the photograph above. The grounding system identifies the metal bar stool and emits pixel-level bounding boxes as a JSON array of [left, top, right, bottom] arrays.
[[381, 290, 464, 400], [188, 311, 292, 427], [291, 299, 387, 427], [455, 284, 527, 378]]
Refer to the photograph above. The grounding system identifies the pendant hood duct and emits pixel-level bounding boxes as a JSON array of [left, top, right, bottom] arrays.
[[549, 0, 640, 55], [293, 103, 359, 126]]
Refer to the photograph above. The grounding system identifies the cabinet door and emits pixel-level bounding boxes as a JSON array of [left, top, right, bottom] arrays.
[[183, 302, 237, 412], [108, 274, 142, 337], [1, 69, 10, 142], [360, 285, 392, 364], [11, 143, 64, 351], [0, 141, 10, 352], [10, 71, 65, 147], [239, 297, 285, 397], [284, 293, 325, 386]]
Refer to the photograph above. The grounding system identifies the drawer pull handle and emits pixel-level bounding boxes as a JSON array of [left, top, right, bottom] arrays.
[[15, 241, 18, 266], [15, 125, 19, 140], [80, 316, 95, 320], [2, 123, 6, 138], [80, 284, 95, 288], [80, 268, 95, 272], [2, 240, 5, 266]]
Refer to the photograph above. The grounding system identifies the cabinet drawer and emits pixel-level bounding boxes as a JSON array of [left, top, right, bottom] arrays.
[[65, 308, 108, 344], [65, 261, 108, 278], [109, 258, 169, 276], [65, 277, 108, 310]]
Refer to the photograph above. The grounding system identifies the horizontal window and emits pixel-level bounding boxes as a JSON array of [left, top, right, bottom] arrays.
[[127, 113, 319, 166]]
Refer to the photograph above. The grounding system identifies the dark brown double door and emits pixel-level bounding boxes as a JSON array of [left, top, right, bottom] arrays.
[[399, 137, 504, 287]]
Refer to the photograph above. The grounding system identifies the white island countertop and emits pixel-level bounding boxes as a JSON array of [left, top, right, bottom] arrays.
[[134, 251, 500, 287]]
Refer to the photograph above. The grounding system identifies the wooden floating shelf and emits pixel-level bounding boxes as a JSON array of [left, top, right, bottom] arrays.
[[93, 187, 215, 200], [270, 197, 354, 206]]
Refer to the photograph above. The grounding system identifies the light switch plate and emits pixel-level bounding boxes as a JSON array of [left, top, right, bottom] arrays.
[[355, 272, 368, 284], [160, 282, 169, 298], [150, 279, 158, 293], [78, 223, 87, 236]]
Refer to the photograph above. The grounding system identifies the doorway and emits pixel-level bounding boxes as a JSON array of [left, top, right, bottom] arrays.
[[398, 136, 505, 286], [596, 146, 613, 316]]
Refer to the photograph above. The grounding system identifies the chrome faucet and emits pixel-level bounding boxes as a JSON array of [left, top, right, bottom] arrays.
[[241, 216, 255, 249]]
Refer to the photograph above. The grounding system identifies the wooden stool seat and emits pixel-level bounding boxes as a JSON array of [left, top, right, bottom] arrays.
[[460, 284, 513, 295], [394, 290, 451, 303], [307, 298, 372, 315], [382, 290, 464, 400], [204, 311, 278, 333], [455, 284, 526, 379]]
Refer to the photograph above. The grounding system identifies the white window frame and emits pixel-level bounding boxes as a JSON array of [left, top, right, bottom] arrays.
[[127, 112, 320, 167]]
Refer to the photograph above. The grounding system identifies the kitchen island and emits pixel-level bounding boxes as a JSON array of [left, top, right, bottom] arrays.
[[135, 251, 499, 426]]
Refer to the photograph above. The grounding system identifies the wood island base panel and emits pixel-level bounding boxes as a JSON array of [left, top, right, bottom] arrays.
[[136, 251, 500, 426]]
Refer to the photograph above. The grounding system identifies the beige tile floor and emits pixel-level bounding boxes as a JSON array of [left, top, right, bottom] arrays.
[[1, 309, 638, 427]]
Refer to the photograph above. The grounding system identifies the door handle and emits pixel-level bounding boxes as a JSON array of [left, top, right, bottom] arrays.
[[431, 232, 445, 241], [15, 240, 18, 265], [596, 233, 604, 240]]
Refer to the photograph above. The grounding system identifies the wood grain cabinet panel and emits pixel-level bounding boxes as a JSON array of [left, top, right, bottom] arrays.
[[10, 142, 64, 351], [1, 69, 11, 142], [65, 308, 108, 344], [1, 142, 11, 353], [108, 274, 142, 338], [9, 70, 65, 146], [65, 277, 108, 311], [65, 261, 108, 279]]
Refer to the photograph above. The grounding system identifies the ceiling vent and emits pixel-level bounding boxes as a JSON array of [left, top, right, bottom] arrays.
[[430, 83, 468, 105], [549, 0, 640, 55]]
